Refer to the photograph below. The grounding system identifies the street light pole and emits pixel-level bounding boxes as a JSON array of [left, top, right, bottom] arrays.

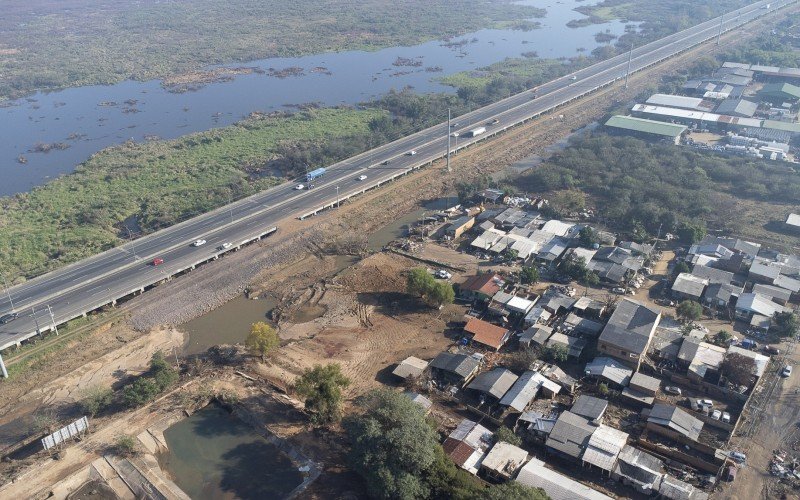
[[1, 274, 15, 312], [336, 186, 340, 208], [126, 227, 137, 259], [717, 15, 724, 46], [447, 108, 452, 173], [47, 304, 58, 336], [625, 42, 633, 89]]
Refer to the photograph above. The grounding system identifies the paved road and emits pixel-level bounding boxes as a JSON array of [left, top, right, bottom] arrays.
[[0, 0, 792, 352]]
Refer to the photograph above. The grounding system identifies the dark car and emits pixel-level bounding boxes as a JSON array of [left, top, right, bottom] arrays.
[[0, 312, 19, 324]]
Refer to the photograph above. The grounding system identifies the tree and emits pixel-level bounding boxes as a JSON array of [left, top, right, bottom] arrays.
[[346, 389, 439, 499], [773, 312, 799, 338], [505, 248, 519, 261], [720, 352, 756, 387], [122, 378, 161, 407], [406, 268, 433, 297], [676, 300, 703, 322], [598, 382, 610, 397], [578, 226, 598, 248], [507, 348, 538, 373], [295, 364, 350, 425], [677, 220, 706, 244], [406, 268, 453, 308], [560, 256, 589, 281], [482, 482, 548, 500], [494, 426, 522, 447], [245, 321, 280, 361], [427, 281, 455, 308], [520, 266, 539, 285], [149, 351, 178, 391], [711, 330, 732, 347], [114, 435, 138, 457], [673, 261, 690, 276], [81, 386, 114, 417], [541, 343, 569, 364]]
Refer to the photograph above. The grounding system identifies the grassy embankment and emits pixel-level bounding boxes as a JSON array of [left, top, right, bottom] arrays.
[[0, 108, 383, 282], [0, 0, 544, 101]]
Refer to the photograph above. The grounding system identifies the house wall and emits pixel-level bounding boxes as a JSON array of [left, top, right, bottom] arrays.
[[598, 341, 643, 371]]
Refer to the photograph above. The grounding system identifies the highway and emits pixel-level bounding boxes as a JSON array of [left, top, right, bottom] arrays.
[[0, 0, 793, 360]]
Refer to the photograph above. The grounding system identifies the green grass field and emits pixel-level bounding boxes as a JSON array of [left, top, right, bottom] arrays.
[[0, 107, 383, 281], [0, 0, 544, 101]]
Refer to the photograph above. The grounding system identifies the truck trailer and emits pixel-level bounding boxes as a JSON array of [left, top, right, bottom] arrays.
[[306, 167, 326, 182], [467, 126, 486, 137]]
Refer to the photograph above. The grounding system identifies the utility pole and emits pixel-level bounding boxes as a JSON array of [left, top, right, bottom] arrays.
[[625, 43, 633, 89], [32, 307, 41, 335], [126, 227, 137, 259], [446, 108, 452, 173], [336, 186, 340, 208], [47, 304, 58, 336], [717, 15, 724, 46], [1, 274, 15, 313]]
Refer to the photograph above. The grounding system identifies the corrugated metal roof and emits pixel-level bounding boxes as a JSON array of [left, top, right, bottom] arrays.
[[546, 411, 596, 458], [583, 425, 629, 471], [516, 458, 613, 500], [467, 367, 518, 400], [646, 94, 714, 111], [499, 371, 542, 412], [605, 115, 687, 137]]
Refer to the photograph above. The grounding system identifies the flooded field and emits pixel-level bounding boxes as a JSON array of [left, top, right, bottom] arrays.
[[161, 404, 303, 500]]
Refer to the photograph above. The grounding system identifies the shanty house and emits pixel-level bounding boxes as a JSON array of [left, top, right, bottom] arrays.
[[519, 325, 553, 349], [546, 411, 597, 461], [442, 418, 493, 475], [459, 273, 503, 302], [585, 357, 633, 388], [671, 273, 708, 301], [445, 216, 475, 240], [582, 425, 629, 475], [464, 317, 511, 351], [597, 299, 661, 370], [516, 458, 613, 500], [480, 442, 528, 481], [392, 356, 429, 380], [429, 352, 481, 387], [612, 445, 664, 495], [467, 367, 518, 404], [571, 395, 608, 423], [646, 404, 703, 443]]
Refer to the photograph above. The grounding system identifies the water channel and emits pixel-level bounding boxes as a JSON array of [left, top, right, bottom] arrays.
[[0, 0, 629, 196], [161, 404, 304, 499]]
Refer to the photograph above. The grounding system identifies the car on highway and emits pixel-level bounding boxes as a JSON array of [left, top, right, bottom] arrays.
[[450, 132, 459, 137], [489, 119, 499, 125], [407, 150, 417, 155], [450, 122, 459, 128], [192, 239, 207, 247], [782, 365, 793, 377], [357, 175, 368, 181], [220, 242, 233, 250], [0, 312, 19, 325], [380, 160, 390, 165], [570, 75, 577, 81], [152, 257, 164, 266], [295, 183, 305, 190]]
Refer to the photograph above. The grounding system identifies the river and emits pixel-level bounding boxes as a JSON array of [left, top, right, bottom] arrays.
[[0, 0, 629, 196]]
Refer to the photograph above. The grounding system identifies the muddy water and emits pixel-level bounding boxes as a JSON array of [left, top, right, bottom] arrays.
[[179, 295, 278, 355], [367, 197, 458, 250], [161, 404, 303, 500]]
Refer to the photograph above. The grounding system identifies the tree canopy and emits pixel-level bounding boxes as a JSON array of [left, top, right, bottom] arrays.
[[520, 266, 539, 285], [773, 312, 799, 338], [245, 321, 280, 361], [676, 300, 703, 322], [295, 363, 350, 425], [406, 268, 455, 308]]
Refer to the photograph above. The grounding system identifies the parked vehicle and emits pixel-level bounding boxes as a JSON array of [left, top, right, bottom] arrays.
[[729, 451, 747, 464], [782, 365, 793, 377], [700, 399, 713, 407], [664, 386, 682, 395], [711, 409, 722, 420], [434, 269, 452, 280], [740, 338, 758, 350], [611, 287, 626, 294], [764, 345, 781, 355], [152, 257, 164, 266], [192, 239, 207, 247], [722, 412, 731, 423]]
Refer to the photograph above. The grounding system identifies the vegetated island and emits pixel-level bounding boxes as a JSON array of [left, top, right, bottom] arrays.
[[0, 0, 545, 102]]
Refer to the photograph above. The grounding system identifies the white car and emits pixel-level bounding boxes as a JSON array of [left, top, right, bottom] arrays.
[[192, 239, 207, 247], [220, 242, 232, 250], [611, 287, 626, 294], [295, 183, 305, 190], [407, 150, 417, 156], [570, 75, 577, 81], [722, 412, 731, 423], [434, 269, 452, 280], [711, 409, 722, 420], [782, 365, 793, 377], [450, 132, 459, 137], [357, 175, 367, 181]]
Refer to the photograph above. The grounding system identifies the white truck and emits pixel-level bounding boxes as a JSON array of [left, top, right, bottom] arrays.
[[467, 126, 486, 137]]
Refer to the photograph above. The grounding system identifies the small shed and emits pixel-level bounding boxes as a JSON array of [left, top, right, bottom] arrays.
[[571, 395, 608, 422], [629, 372, 661, 397], [467, 368, 518, 403], [392, 356, 429, 380], [519, 325, 553, 349]]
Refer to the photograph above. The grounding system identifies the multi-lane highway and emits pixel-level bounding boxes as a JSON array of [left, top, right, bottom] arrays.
[[0, 0, 793, 364]]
